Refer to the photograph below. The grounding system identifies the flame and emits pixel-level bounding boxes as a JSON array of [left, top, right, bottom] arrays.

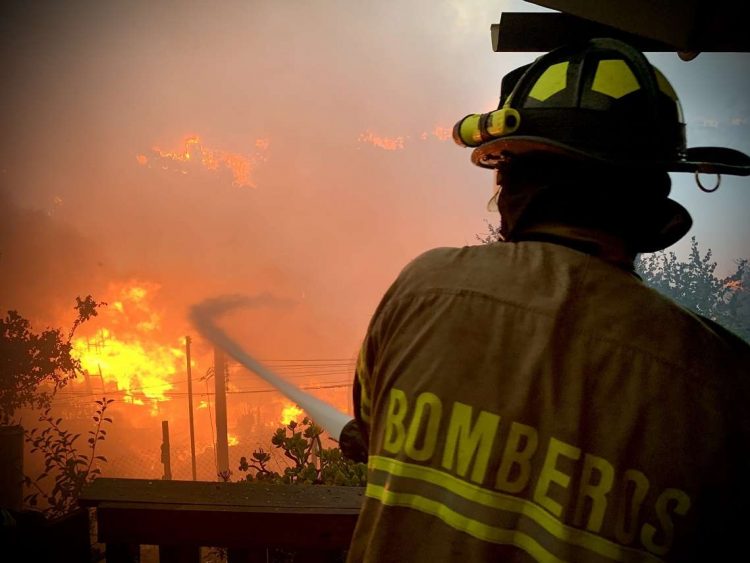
[[228, 433, 240, 447], [359, 124, 451, 150], [431, 125, 452, 141], [72, 281, 183, 413], [281, 404, 303, 426], [197, 400, 209, 410], [141, 134, 269, 188], [358, 131, 405, 151], [124, 396, 145, 406]]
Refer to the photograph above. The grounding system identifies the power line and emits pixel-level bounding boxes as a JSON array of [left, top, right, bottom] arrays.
[[51, 356, 357, 406], [55, 367, 355, 398], [57, 374, 352, 398], [50, 382, 353, 406]]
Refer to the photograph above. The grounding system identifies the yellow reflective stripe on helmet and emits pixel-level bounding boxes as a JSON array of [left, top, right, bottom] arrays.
[[369, 455, 665, 563], [528, 61, 569, 102], [591, 60, 640, 99], [366, 483, 564, 563]]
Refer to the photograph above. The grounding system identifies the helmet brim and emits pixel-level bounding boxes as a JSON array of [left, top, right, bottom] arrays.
[[471, 136, 750, 176], [638, 197, 693, 252]]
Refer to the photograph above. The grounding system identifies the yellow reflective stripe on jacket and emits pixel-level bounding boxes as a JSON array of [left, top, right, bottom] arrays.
[[368, 455, 664, 563], [367, 483, 564, 563]]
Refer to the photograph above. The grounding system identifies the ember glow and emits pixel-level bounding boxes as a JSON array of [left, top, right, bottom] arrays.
[[358, 130, 406, 151], [281, 404, 303, 426], [359, 124, 452, 150], [428, 124, 452, 141], [140, 134, 270, 188], [71, 282, 183, 413]]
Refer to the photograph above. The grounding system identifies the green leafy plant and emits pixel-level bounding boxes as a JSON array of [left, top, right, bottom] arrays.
[[236, 417, 365, 563], [239, 417, 366, 486], [637, 237, 749, 341], [24, 398, 114, 518], [0, 295, 104, 425]]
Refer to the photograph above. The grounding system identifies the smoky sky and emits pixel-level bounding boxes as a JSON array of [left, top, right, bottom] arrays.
[[2, 0, 749, 359]]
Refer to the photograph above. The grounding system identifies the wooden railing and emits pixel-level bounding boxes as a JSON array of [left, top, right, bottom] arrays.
[[79, 478, 364, 563]]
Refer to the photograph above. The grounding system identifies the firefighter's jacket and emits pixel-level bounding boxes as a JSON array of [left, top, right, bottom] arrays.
[[346, 240, 750, 562]]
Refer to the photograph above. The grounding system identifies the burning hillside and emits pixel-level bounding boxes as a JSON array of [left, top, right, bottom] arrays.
[[137, 135, 270, 188]]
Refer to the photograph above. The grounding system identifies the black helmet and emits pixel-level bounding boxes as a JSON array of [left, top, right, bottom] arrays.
[[454, 38, 750, 176]]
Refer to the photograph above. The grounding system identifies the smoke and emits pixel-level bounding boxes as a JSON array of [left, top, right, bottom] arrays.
[[190, 294, 353, 438], [0, 188, 109, 323], [0, 0, 514, 350]]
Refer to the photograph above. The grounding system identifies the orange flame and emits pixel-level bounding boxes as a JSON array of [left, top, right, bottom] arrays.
[[72, 282, 183, 414], [140, 135, 269, 188], [358, 131, 406, 151], [360, 124, 451, 150], [431, 125, 452, 141], [725, 279, 744, 290], [228, 433, 240, 447], [281, 404, 303, 426]]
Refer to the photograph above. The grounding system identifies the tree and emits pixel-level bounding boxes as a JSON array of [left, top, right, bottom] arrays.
[[0, 295, 113, 521], [636, 237, 749, 342], [0, 295, 104, 426]]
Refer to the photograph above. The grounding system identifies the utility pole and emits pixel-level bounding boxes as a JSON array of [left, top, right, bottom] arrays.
[[161, 420, 172, 480], [78, 338, 93, 395], [185, 336, 197, 481], [97, 364, 106, 394], [214, 346, 230, 480]]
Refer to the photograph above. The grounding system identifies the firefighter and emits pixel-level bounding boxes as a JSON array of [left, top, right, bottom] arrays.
[[341, 38, 750, 562]]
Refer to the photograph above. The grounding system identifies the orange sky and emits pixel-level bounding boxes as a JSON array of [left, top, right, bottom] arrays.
[[2, 1, 749, 479]]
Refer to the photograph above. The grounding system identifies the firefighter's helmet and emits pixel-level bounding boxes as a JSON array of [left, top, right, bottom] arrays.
[[454, 38, 750, 176]]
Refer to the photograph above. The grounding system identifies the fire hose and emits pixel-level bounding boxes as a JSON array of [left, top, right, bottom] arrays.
[[190, 295, 354, 439]]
